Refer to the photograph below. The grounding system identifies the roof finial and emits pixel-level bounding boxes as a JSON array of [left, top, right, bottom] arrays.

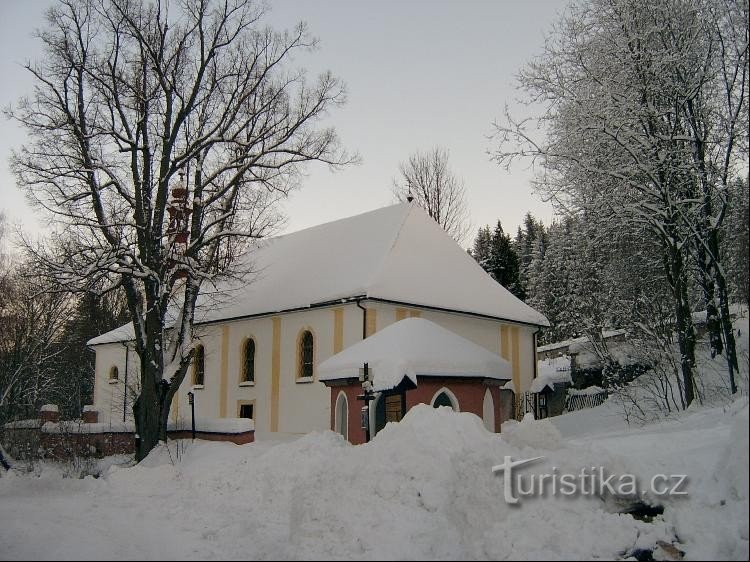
[[406, 179, 414, 203]]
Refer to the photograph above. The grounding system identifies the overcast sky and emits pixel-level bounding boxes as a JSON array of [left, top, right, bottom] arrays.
[[0, 0, 569, 246]]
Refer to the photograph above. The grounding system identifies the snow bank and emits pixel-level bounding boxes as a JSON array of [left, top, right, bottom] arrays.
[[722, 402, 750, 503], [501, 412, 563, 450], [1, 402, 747, 560]]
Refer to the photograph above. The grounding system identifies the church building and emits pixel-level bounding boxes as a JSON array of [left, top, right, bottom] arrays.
[[88, 203, 549, 440]]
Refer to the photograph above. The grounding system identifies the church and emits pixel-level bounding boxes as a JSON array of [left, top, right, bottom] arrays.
[[88, 203, 549, 441]]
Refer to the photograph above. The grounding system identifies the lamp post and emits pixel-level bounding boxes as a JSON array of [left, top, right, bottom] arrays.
[[187, 391, 196, 440]]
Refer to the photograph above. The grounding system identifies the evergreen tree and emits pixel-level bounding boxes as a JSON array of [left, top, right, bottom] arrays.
[[488, 221, 524, 299], [470, 222, 523, 299], [470, 226, 493, 272], [53, 291, 129, 419], [723, 177, 749, 305], [526, 220, 574, 344], [515, 212, 548, 297]]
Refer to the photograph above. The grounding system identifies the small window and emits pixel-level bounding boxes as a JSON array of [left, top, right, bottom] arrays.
[[242, 339, 255, 383], [109, 366, 119, 381], [298, 330, 314, 379], [239, 404, 254, 420], [335, 392, 348, 440], [193, 345, 205, 386], [433, 392, 452, 408], [432, 391, 458, 411]]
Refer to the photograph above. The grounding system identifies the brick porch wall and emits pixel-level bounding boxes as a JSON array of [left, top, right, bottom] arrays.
[[328, 377, 508, 445]]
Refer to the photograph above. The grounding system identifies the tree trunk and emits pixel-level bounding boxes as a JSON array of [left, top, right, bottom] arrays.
[[696, 244, 724, 358], [666, 240, 697, 408], [674, 281, 697, 408], [716, 270, 739, 394], [133, 368, 162, 462]]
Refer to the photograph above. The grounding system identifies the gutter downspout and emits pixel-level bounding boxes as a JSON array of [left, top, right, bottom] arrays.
[[356, 299, 367, 340], [531, 328, 540, 419], [121, 342, 130, 423]]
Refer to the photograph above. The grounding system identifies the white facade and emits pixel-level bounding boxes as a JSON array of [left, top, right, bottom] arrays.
[[93, 301, 539, 437]]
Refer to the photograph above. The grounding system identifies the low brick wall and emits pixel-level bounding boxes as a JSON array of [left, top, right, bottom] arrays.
[[40, 430, 136, 460], [1, 405, 254, 461]]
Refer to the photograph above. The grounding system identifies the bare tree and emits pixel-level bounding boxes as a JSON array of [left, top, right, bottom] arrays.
[[493, 0, 748, 408], [393, 147, 471, 243], [7, 0, 354, 460], [0, 213, 9, 294], [0, 266, 73, 425]]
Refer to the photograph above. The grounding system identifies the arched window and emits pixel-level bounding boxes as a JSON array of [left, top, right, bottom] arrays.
[[298, 330, 314, 379], [482, 388, 495, 432], [109, 366, 119, 381], [431, 388, 459, 411], [334, 392, 348, 441], [193, 345, 205, 386], [242, 339, 255, 383]]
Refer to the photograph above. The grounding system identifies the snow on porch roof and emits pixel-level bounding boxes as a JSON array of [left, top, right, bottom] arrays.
[[88, 203, 548, 346], [318, 318, 512, 393]]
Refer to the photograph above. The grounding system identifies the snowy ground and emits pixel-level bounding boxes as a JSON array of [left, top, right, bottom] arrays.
[[1, 397, 747, 560]]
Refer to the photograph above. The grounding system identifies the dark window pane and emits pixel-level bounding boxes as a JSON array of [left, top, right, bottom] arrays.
[[433, 392, 454, 410], [244, 339, 255, 382], [194, 346, 205, 386], [239, 404, 253, 419], [375, 396, 386, 434], [300, 331, 314, 378]]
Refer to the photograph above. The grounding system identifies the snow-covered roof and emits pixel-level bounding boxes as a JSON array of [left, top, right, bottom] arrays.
[[530, 355, 572, 393], [89, 203, 548, 346], [88, 324, 135, 346], [567, 386, 606, 396], [536, 329, 626, 354], [318, 317, 512, 392]]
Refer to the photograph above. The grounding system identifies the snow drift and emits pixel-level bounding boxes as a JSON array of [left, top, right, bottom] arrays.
[[3, 400, 747, 560]]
